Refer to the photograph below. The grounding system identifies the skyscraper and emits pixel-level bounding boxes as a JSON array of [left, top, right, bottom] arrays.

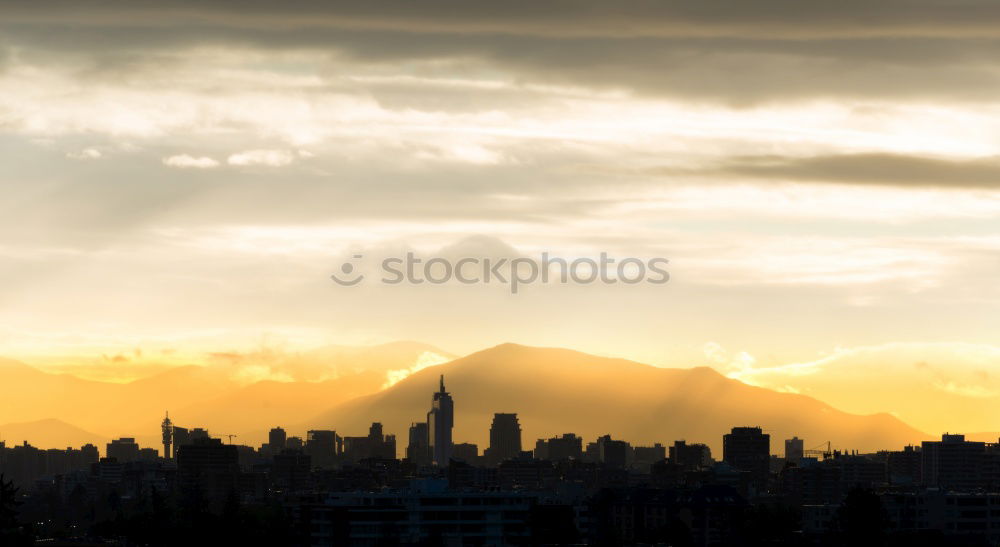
[[427, 374, 454, 466], [485, 413, 522, 464]]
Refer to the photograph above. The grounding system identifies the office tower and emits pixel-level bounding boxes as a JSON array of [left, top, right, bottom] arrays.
[[485, 413, 522, 465], [286, 436, 304, 450], [407, 422, 431, 466], [595, 435, 629, 468], [669, 440, 712, 470], [306, 430, 338, 468], [269, 427, 287, 451], [106, 437, 140, 463], [427, 374, 454, 466], [367, 423, 397, 459], [723, 427, 771, 490], [272, 450, 312, 492], [535, 433, 583, 461], [632, 443, 667, 468], [176, 437, 239, 505], [172, 426, 190, 459], [785, 437, 804, 463], [887, 445, 921, 485], [80, 443, 100, 466], [453, 443, 479, 463], [921, 433, 986, 490], [342, 423, 396, 462], [161, 412, 173, 459]]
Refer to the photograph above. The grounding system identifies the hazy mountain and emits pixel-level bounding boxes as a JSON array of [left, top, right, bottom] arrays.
[[0, 342, 454, 448], [309, 344, 927, 455], [174, 370, 388, 442], [0, 418, 109, 449], [719, 343, 1000, 436]]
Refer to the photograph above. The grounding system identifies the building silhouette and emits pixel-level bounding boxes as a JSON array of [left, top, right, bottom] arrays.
[[669, 440, 712, 471], [921, 433, 986, 491], [723, 427, 770, 490], [632, 443, 667, 469], [176, 436, 239, 507], [887, 445, 922, 485], [535, 434, 583, 461], [269, 427, 287, 452], [592, 435, 629, 468], [485, 413, 522, 465], [106, 437, 140, 463], [785, 437, 804, 463], [451, 442, 479, 463], [427, 374, 454, 466], [171, 426, 189, 459], [342, 423, 396, 462], [306, 430, 338, 468], [406, 422, 431, 466], [271, 450, 311, 491]]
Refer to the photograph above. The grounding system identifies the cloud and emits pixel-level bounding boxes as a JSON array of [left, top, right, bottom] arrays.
[[162, 154, 219, 169], [66, 147, 102, 160], [703, 342, 758, 377], [7, 1, 1000, 41], [7, 2, 1000, 103], [714, 342, 1000, 433], [227, 149, 295, 167], [705, 153, 1000, 189], [933, 381, 997, 399], [382, 350, 451, 389]]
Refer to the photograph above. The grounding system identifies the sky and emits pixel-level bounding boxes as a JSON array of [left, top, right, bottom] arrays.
[[2, 1, 1000, 433]]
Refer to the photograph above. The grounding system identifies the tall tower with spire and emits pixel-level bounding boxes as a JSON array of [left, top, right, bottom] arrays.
[[427, 374, 454, 466], [161, 411, 173, 459]]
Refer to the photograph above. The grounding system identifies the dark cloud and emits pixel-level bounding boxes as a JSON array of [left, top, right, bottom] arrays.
[[704, 153, 1000, 188], [5, 1, 1000, 102], [6, 1, 1000, 40]]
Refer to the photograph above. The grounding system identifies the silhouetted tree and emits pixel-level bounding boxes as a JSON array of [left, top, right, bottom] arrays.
[[0, 474, 32, 546]]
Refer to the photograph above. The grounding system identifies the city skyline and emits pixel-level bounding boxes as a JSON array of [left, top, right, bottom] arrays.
[[0, 342, 960, 456], [5, 340, 1000, 544], [3, 1, 1000, 543]]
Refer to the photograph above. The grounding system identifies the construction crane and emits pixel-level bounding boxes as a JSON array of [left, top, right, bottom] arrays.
[[803, 441, 833, 460], [222, 434, 237, 444]]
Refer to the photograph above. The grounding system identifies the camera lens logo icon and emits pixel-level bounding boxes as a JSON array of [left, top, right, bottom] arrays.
[[331, 254, 365, 286]]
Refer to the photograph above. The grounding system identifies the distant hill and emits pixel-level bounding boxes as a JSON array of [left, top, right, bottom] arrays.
[[308, 343, 928, 454], [0, 418, 108, 449], [0, 342, 454, 448]]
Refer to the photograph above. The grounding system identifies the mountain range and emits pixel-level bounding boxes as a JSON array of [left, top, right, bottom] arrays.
[[0, 342, 928, 454], [306, 343, 926, 454]]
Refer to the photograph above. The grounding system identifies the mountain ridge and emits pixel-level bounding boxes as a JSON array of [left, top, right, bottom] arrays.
[[307, 343, 928, 454]]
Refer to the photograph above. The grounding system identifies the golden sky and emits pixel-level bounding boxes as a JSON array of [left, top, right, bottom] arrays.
[[1, 1, 1000, 435]]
